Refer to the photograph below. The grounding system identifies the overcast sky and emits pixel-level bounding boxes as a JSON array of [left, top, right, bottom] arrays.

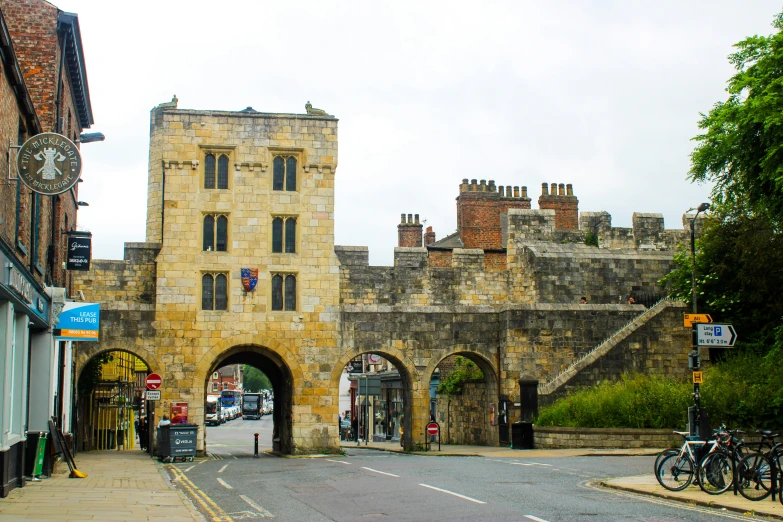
[[58, 0, 781, 266]]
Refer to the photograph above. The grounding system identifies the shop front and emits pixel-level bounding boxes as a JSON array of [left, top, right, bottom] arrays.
[[0, 243, 54, 497]]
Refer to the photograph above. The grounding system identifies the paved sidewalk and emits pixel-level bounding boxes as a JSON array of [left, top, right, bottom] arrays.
[[0, 450, 201, 522], [603, 474, 783, 519]]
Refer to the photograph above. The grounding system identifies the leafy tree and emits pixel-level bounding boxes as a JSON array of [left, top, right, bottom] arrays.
[[659, 202, 783, 347], [689, 12, 783, 225], [662, 10, 783, 351], [242, 365, 271, 392], [436, 356, 484, 395]]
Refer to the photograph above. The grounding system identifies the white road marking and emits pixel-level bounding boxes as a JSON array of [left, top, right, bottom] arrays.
[[524, 516, 550, 522], [217, 478, 233, 489], [184, 466, 195, 472], [239, 495, 275, 518], [218, 464, 229, 473], [326, 459, 351, 465], [362, 467, 400, 477], [418, 483, 486, 504], [232, 455, 238, 460]]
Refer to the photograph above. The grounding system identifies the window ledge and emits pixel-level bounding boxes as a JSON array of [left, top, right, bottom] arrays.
[[34, 263, 44, 276], [16, 241, 27, 256]]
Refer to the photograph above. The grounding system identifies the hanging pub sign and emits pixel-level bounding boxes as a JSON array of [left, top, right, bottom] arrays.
[[66, 231, 92, 271], [16, 133, 82, 195]]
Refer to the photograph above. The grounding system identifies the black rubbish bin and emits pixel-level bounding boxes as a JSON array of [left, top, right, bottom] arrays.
[[511, 421, 534, 449], [157, 424, 198, 462]]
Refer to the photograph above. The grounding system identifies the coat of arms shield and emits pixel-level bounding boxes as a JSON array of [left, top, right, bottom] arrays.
[[241, 268, 258, 291]]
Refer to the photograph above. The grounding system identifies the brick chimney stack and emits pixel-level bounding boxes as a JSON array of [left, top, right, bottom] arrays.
[[398, 213, 423, 247], [424, 226, 436, 246], [538, 182, 579, 230], [457, 179, 531, 249]]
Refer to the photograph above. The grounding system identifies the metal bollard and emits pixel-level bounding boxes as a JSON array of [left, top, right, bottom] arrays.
[[254, 433, 259, 458]]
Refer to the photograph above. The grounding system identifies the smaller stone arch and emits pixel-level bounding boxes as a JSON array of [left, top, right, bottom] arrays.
[[75, 344, 161, 385], [330, 346, 422, 450], [425, 347, 502, 447]]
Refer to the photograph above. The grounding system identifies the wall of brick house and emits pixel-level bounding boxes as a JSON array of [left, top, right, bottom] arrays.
[[537, 183, 578, 231], [427, 250, 452, 268], [1, 0, 85, 290], [0, 0, 58, 131]]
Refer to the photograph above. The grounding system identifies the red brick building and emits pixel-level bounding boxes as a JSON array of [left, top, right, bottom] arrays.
[[400, 179, 578, 270], [0, 0, 95, 497]]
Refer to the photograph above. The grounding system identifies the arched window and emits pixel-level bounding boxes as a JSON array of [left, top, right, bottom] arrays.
[[273, 155, 297, 191], [202, 273, 228, 311], [217, 155, 229, 189], [272, 218, 283, 253], [271, 216, 296, 254], [202, 274, 214, 310], [271, 275, 283, 311], [216, 215, 228, 252], [273, 157, 284, 191], [284, 275, 296, 311], [215, 274, 228, 310], [285, 157, 296, 191], [204, 154, 216, 189], [203, 215, 215, 251], [285, 218, 296, 253]]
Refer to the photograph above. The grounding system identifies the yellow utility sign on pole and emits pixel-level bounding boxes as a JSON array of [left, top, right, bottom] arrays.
[[684, 314, 713, 327], [693, 371, 703, 384]]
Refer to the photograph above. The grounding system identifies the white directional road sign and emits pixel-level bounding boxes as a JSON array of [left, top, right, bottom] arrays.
[[696, 324, 737, 347]]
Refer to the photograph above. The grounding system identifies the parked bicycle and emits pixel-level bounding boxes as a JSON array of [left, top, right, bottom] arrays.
[[655, 430, 720, 491], [697, 428, 749, 495], [736, 430, 781, 501]]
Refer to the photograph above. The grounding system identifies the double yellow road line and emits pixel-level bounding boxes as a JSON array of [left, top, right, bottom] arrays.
[[168, 465, 231, 521]]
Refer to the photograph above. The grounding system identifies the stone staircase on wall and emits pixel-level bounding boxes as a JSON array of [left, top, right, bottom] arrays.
[[538, 298, 684, 398]]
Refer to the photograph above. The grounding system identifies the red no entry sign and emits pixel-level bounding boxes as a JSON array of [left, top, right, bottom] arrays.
[[426, 422, 439, 436], [146, 373, 162, 390]]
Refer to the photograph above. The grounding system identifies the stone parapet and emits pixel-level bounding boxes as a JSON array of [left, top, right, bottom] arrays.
[[394, 247, 428, 268], [533, 426, 678, 449], [335, 246, 369, 266]]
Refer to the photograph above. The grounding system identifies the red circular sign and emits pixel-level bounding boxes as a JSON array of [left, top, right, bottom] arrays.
[[426, 422, 439, 436], [145, 373, 163, 390]]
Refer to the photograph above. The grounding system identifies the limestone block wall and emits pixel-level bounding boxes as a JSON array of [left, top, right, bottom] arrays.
[[509, 241, 674, 305], [537, 304, 692, 407], [435, 381, 492, 445]]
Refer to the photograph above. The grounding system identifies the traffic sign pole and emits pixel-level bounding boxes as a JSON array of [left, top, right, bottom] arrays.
[[689, 325, 701, 437]]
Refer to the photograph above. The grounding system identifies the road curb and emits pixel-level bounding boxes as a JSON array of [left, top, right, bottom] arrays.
[[600, 480, 783, 520]]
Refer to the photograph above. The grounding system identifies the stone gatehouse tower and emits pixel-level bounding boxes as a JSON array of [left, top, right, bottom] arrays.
[[74, 99, 697, 454]]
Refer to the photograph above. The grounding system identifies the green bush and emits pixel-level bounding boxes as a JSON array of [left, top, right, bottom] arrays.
[[535, 373, 690, 429], [437, 356, 483, 396]]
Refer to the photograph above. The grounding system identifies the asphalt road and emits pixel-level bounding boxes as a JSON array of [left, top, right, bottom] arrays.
[[167, 418, 766, 522]]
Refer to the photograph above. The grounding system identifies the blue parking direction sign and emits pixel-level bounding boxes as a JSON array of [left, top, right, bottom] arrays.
[[696, 324, 737, 347]]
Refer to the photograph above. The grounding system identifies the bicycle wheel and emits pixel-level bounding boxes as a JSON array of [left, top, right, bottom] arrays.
[[654, 448, 679, 476], [656, 452, 694, 491], [737, 453, 773, 501], [698, 452, 733, 495]]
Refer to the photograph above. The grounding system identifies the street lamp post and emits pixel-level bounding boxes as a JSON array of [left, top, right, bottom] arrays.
[[687, 202, 710, 437], [689, 202, 710, 313]]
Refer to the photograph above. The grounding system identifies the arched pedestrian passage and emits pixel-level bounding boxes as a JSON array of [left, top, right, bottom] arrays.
[[425, 350, 501, 446], [330, 349, 422, 451], [75, 349, 156, 452]]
